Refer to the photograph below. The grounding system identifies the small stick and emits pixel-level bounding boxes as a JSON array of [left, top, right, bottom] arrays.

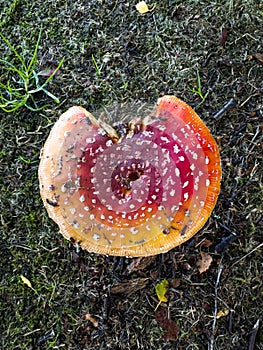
[[215, 233, 237, 253], [208, 257, 224, 350], [232, 243, 263, 267], [213, 98, 236, 119], [248, 319, 260, 350]]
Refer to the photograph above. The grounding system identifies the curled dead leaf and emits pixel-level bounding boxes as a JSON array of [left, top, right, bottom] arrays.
[[197, 252, 213, 273], [84, 313, 98, 327]]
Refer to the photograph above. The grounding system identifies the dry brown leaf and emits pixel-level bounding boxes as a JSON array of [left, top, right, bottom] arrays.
[[169, 278, 181, 289], [155, 307, 179, 341], [197, 252, 213, 273], [84, 313, 98, 327]]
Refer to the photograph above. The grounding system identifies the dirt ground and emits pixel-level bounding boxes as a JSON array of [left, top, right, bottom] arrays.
[[0, 1, 262, 349]]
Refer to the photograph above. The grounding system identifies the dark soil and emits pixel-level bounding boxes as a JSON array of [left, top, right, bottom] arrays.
[[0, 1, 262, 349]]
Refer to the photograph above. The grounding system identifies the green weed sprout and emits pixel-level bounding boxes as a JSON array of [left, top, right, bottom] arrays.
[[0, 31, 64, 112], [91, 54, 102, 77], [190, 70, 209, 107]]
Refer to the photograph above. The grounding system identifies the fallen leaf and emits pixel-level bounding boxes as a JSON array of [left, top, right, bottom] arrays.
[[169, 278, 181, 289], [83, 313, 98, 327], [155, 307, 179, 340], [155, 279, 169, 310], [197, 252, 213, 273], [20, 275, 37, 293], [135, 1, 149, 14], [155, 279, 168, 303]]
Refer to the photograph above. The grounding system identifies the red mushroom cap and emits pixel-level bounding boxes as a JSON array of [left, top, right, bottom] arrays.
[[39, 96, 221, 256]]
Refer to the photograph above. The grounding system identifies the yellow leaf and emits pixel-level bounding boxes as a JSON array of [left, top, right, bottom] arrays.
[[21, 275, 37, 293], [135, 1, 149, 14], [156, 279, 168, 302], [155, 279, 169, 311]]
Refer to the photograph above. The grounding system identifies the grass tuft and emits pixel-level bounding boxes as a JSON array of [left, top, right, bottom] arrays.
[[0, 30, 64, 112]]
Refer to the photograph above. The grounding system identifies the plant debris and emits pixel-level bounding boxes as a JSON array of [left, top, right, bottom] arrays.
[[110, 278, 150, 297], [197, 252, 213, 274], [125, 256, 156, 274], [248, 319, 260, 350], [155, 307, 180, 341], [83, 313, 99, 328], [135, 1, 150, 14], [20, 275, 37, 293]]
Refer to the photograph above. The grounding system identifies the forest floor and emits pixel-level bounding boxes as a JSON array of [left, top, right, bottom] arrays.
[[0, 1, 262, 349]]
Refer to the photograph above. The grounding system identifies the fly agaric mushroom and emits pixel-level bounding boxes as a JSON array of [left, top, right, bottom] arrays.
[[39, 96, 221, 257]]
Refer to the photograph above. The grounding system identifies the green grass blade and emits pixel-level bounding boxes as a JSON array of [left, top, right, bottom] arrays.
[[91, 54, 101, 76], [0, 32, 27, 71], [0, 30, 63, 112], [27, 28, 42, 72], [25, 103, 49, 111], [41, 87, 60, 103], [0, 96, 27, 112]]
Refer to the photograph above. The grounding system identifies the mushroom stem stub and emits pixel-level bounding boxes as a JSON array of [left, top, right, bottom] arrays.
[[38, 96, 221, 257]]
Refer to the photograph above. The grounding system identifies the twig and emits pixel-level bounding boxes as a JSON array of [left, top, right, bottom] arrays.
[[215, 233, 238, 254], [213, 98, 236, 119], [232, 243, 263, 267], [248, 319, 260, 350], [240, 92, 261, 107], [208, 257, 224, 350]]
